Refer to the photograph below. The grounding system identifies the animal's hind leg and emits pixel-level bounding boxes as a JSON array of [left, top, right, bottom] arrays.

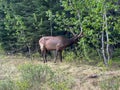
[[43, 50, 47, 63]]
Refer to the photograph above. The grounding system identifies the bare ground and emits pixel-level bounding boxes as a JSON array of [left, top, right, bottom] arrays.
[[0, 55, 120, 90]]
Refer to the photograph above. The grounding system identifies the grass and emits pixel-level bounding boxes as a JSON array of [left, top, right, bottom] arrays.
[[0, 54, 120, 90], [0, 61, 74, 90], [100, 76, 120, 90], [0, 79, 15, 90], [18, 64, 54, 90]]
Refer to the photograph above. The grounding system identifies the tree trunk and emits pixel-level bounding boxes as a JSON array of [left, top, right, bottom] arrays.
[[104, 10, 110, 61], [101, 5, 110, 66], [101, 31, 107, 66], [50, 20, 53, 36], [27, 43, 32, 60]]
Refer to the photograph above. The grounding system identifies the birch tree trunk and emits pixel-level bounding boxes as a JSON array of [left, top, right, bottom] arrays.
[[101, 4, 110, 66], [101, 30, 107, 65], [104, 10, 110, 61]]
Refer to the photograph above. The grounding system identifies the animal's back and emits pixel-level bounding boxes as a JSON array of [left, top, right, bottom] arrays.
[[45, 36, 70, 50], [39, 36, 70, 50]]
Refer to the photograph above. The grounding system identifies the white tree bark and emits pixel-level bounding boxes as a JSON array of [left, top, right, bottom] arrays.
[[104, 10, 110, 61], [101, 30, 107, 65], [101, 5, 110, 66]]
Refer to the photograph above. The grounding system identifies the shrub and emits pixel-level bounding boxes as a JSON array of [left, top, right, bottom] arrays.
[[0, 63, 74, 90], [15, 80, 30, 90], [0, 79, 15, 90], [63, 51, 77, 62], [18, 64, 54, 90]]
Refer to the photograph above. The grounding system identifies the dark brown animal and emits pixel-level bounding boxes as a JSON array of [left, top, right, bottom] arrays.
[[39, 30, 83, 63]]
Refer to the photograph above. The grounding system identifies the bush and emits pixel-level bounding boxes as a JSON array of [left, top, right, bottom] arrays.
[[15, 80, 30, 90], [0, 79, 15, 90], [63, 51, 77, 62], [0, 63, 74, 90], [18, 64, 54, 90], [19, 64, 74, 90]]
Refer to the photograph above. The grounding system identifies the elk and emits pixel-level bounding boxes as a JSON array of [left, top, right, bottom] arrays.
[[39, 30, 83, 63]]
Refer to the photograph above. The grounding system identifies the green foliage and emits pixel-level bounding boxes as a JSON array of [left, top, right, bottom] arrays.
[[0, 0, 61, 53], [31, 52, 41, 58], [16, 80, 30, 90], [0, 43, 5, 54], [0, 0, 120, 65], [113, 48, 120, 59], [111, 48, 120, 67], [63, 51, 76, 62], [54, 0, 120, 64]]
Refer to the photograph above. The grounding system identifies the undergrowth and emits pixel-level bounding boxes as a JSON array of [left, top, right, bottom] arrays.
[[0, 63, 73, 90]]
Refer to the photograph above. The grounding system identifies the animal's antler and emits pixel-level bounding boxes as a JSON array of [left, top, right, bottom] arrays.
[[69, 27, 77, 36], [69, 26, 83, 38], [77, 26, 83, 38]]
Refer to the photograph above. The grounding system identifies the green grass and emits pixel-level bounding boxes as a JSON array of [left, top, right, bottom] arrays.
[[18, 64, 54, 90], [0, 79, 15, 90], [0, 63, 74, 90], [100, 76, 120, 90]]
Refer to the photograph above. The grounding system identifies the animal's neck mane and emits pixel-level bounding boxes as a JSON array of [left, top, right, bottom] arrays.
[[65, 35, 82, 47]]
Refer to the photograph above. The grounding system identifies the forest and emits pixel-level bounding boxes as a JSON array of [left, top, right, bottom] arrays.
[[0, 0, 120, 65], [0, 0, 120, 90]]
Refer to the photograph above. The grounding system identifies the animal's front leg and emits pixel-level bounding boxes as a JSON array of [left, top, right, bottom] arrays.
[[54, 50, 58, 63], [59, 51, 62, 62]]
